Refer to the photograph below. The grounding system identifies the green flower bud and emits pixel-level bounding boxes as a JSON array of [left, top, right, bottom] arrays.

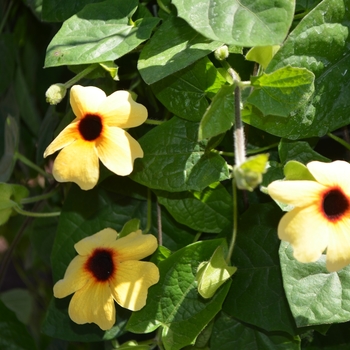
[[214, 45, 229, 61], [45, 83, 67, 105]]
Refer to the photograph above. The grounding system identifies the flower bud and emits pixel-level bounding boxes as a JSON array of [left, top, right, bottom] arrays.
[[214, 45, 229, 61], [45, 83, 67, 105]]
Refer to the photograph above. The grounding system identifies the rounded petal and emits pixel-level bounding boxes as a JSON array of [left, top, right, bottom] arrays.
[[307, 161, 350, 195], [268, 180, 325, 207], [52, 139, 99, 190], [96, 126, 143, 176], [110, 260, 159, 311], [43, 120, 80, 157], [99, 90, 147, 128], [53, 256, 89, 298], [112, 230, 158, 261], [68, 279, 116, 330], [278, 206, 329, 263], [74, 228, 118, 256], [326, 218, 350, 272], [70, 85, 106, 119]]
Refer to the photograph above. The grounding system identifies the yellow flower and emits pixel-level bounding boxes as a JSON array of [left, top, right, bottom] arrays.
[[268, 160, 350, 272], [44, 85, 147, 190], [53, 228, 159, 330]]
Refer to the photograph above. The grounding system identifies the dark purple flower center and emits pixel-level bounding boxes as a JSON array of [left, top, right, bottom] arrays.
[[86, 249, 114, 281], [322, 188, 349, 220], [78, 114, 102, 141]]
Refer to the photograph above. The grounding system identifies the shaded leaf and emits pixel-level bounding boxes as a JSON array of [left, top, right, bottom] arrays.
[[198, 84, 235, 140], [224, 203, 297, 335], [127, 239, 231, 350], [152, 57, 226, 122], [131, 117, 230, 192], [155, 183, 232, 233]]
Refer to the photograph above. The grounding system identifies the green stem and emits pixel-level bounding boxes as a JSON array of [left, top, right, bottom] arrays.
[[226, 177, 238, 263], [327, 132, 350, 151], [193, 232, 202, 243], [15, 152, 52, 179], [157, 0, 171, 14], [21, 187, 60, 204], [64, 64, 99, 88], [213, 142, 279, 158], [143, 188, 152, 234], [13, 205, 61, 218], [0, 0, 13, 34], [144, 119, 164, 125]]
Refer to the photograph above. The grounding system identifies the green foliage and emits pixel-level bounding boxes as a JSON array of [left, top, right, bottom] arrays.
[[2, 0, 350, 348]]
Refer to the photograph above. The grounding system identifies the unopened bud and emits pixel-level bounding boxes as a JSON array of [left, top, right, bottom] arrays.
[[45, 83, 67, 105], [214, 45, 229, 61]]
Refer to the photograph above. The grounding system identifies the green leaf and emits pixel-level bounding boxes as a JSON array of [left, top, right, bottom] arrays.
[[14, 67, 41, 136], [127, 239, 232, 350], [155, 183, 232, 233], [42, 0, 104, 22], [211, 312, 300, 350], [0, 299, 37, 350], [152, 57, 227, 122], [0, 183, 29, 226], [280, 241, 350, 327], [197, 246, 237, 299], [0, 289, 33, 325], [138, 17, 223, 84], [0, 116, 19, 182], [246, 45, 280, 70], [245, 0, 350, 138], [172, 0, 295, 47], [45, 0, 160, 67], [224, 203, 297, 335], [284, 160, 316, 181], [247, 66, 315, 117], [131, 117, 230, 192], [279, 139, 330, 164], [198, 84, 235, 140]]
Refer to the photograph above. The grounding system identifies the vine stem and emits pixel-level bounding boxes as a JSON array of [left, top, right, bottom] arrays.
[[327, 132, 350, 151], [156, 200, 163, 245], [226, 177, 238, 264], [0, 0, 13, 34], [144, 119, 164, 126], [64, 64, 98, 88], [15, 152, 52, 179], [21, 186, 60, 204], [143, 188, 152, 234], [13, 205, 61, 218]]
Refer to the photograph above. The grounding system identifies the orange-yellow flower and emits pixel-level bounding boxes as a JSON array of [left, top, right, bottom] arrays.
[[44, 85, 147, 190], [53, 228, 159, 330], [268, 160, 350, 272]]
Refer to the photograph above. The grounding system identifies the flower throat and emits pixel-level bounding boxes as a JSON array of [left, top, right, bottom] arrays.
[[79, 114, 103, 141]]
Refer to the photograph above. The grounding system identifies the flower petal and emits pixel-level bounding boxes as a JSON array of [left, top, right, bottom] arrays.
[[98, 90, 147, 128], [70, 85, 106, 119], [278, 206, 329, 263], [74, 228, 118, 256], [307, 161, 350, 195], [96, 126, 143, 176], [112, 230, 158, 261], [268, 180, 325, 207], [68, 279, 116, 330], [53, 256, 90, 298], [326, 218, 350, 272], [52, 139, 99, 190], [110, 260, 159, 311], [43, 120, 80, 157]]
